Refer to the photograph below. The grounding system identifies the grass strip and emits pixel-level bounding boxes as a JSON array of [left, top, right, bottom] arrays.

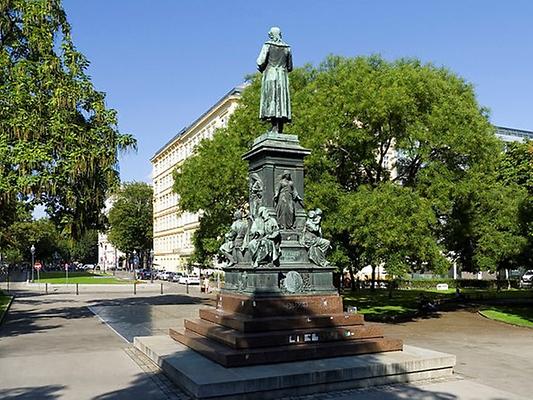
[[343, 288, 533, 321], [0, 293, 13, 324], [36, 271, 127, 284], [479, 306, 533, 328]]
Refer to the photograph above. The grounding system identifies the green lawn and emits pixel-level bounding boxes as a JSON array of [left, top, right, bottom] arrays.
[[36, 271, 127, 284], [479, 306, 533, 328], [0, 293, 12, 321], [343, 288, 533, 321], [343, 289, 443, 320]]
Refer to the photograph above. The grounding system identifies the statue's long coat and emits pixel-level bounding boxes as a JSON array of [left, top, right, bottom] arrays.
[[257, 41, 293, 121]]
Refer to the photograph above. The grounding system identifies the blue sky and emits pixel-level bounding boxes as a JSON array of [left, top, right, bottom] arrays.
[[63, 0, 533, 183]]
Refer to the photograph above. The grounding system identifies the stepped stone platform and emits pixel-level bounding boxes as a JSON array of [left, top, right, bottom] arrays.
[[168, 293, 403, 367], [134, 335, 456, 400], [133, 291, 455, 398]]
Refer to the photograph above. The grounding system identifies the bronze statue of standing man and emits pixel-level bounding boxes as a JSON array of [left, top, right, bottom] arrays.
[[257, 27, 293, 133]]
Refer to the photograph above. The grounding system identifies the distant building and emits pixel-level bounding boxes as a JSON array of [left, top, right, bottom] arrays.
[[151, 87, 243, 271], [494, 126, 533, 143], [97, 197, 124, 272]]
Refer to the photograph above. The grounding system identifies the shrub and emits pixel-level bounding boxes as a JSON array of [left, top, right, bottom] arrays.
[[398, 278, 521, 290]]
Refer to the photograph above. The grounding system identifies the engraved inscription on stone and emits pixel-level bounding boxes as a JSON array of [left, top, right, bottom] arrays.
[[280, 249, 302, 262], [283, 270, 304, 293], [288, 333, 320, 344], [284, 301, 308, 311]]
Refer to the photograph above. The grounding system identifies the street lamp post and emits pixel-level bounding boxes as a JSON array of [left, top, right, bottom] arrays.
[[30, 244, 36, 283], [0, 253, 7, 293], [150, 249, 155, 284], [132, 250, 137, 280], [113, 247, 117, 276], [104, 244, 107, 273]]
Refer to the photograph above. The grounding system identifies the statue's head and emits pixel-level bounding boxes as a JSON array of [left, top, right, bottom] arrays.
[[282, 169, 291, 179], [258, 206, 269, 220], [268, 27, 283, 42], [308, 210, 316, 219], [233, 210, 242, 220]]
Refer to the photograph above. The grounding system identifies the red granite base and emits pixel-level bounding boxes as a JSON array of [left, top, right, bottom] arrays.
[[170, 328, 403, 367], [170, 292, 403, 367]]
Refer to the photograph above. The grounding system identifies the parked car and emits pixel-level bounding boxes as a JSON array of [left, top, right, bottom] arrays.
[[178, 275, 200, 285], [158, 271, 172, 281], [166, 272, 177, 281], [171, 272, 185, 283], [520, 270, 533, 287], [137, 269, 154, 280]]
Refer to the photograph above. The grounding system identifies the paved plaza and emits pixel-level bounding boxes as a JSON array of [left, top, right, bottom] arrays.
[[1, 286, 531, 399]]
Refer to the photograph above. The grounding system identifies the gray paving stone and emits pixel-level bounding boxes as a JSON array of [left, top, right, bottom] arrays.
[[134, 335, 456, 399]]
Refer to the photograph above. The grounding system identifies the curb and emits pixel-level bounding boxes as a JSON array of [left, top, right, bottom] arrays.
[[0, 295, 14, 326]]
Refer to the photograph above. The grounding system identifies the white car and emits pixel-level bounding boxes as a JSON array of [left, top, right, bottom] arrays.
[[178, 275, 200, 285], [159, 271, 172, 281], [520, 270, 533, 287]]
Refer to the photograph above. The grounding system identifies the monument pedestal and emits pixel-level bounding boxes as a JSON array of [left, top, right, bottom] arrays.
[[134, 336, 456, 400], [168, 132, 403, 367], [169, 292, 403, 367], [132, 131, 455, 397]]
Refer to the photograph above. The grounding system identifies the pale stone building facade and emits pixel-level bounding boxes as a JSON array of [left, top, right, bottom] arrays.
[[97, 197, 124, 272], [151, 87, 243, 271]]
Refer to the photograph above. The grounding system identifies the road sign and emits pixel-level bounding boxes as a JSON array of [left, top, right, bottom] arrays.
[[34, 262, 42, 270]]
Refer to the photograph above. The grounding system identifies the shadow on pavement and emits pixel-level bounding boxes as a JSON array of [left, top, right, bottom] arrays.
[[0, 385, 65, 400], [331, 383, 458, 400], [0, 292, 215, 340], [91, 372, 179, 400], [86, 294, 215, 307]]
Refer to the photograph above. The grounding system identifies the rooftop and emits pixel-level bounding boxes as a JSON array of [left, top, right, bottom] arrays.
[[494, 126, 533, 142], [151, 85, 245, 161]]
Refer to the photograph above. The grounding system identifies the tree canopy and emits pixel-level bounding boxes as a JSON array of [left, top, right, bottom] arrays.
[[0, 0, 136, 239], [1, 218, 68, 265], [107, 182, 153, 262], [174, 55, 528, 275]]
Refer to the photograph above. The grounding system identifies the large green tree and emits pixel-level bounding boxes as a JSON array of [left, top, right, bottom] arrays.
[[446, 173, 528, 274], [0, 0, 136, 239], [174, 55, 513, 275], [69, 229, 98, 265], [2, 218, 69, 265], [107, 182, 153, 265], [497, 141, 533, 268], [337, 184, 449, 283]]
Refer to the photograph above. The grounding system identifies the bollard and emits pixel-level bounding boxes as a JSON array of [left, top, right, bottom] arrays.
[[186, 281, 189, 294], [160, 282, 163, 295], [134, 282, 137, 295], [45, 283, 48, 294], [76, 283, 79, 295]]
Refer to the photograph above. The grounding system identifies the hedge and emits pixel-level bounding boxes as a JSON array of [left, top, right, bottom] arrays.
[[398, 278, 521, 290]]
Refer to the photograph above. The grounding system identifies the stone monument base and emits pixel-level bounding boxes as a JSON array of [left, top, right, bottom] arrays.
[[134, 335, 456, 400], [169, 292, 403, 367]]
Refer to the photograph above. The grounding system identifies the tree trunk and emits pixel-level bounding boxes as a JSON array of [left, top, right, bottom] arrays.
[[388, 276, 395, 299], [371, 265, 376, 290], [506, 268, 511, 290], [348, 264, 356, 291]]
